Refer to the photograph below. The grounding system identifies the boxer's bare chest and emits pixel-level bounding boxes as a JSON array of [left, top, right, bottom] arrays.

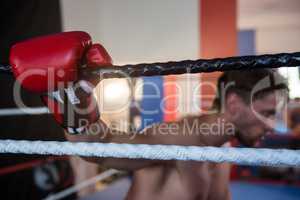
[[127, 161, 228, 200]]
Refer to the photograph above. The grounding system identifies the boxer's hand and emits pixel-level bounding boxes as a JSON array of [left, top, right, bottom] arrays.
[[10, 31, 112, 133]]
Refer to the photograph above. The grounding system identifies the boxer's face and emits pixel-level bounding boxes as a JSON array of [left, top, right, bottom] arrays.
[[229, 91, 285, 147]]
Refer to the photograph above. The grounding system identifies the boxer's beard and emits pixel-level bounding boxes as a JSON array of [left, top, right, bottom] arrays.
[[235, 131, 255, 147]]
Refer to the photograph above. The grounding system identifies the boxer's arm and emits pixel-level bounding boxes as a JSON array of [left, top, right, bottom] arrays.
[[208, 162, 231, 200], [65, 120, 176, 170], [65, 118, 200, 170]]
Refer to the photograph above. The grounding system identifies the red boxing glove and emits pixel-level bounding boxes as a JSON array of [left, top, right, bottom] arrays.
[[10, 31, 112, 134]]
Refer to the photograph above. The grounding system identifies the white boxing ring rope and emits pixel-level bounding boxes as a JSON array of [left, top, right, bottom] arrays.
[[0, 139, 300, 167], [44, 169, 119, 200]]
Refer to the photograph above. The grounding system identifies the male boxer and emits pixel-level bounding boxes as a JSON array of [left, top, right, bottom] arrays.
[[10, 32, 288, 200]]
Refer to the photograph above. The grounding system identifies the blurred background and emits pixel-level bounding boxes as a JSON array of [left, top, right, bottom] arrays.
[[1, 0, 300, 199]]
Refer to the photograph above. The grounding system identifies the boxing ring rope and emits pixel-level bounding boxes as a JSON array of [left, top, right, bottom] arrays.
[[2, 52, 300, 77], [1, 52, 300, 167], [0, 140, 300, 167], [87, 52, 300, 78], [0, 107, 49, 116], [45, 169, 119, 200]]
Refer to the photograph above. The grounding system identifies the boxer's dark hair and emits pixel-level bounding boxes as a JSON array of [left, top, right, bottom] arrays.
[[212, 69, 288, 111]]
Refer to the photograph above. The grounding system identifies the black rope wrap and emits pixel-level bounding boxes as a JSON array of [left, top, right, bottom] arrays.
[[84, 52, 300, 78], [2, 52, 300, 78]]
